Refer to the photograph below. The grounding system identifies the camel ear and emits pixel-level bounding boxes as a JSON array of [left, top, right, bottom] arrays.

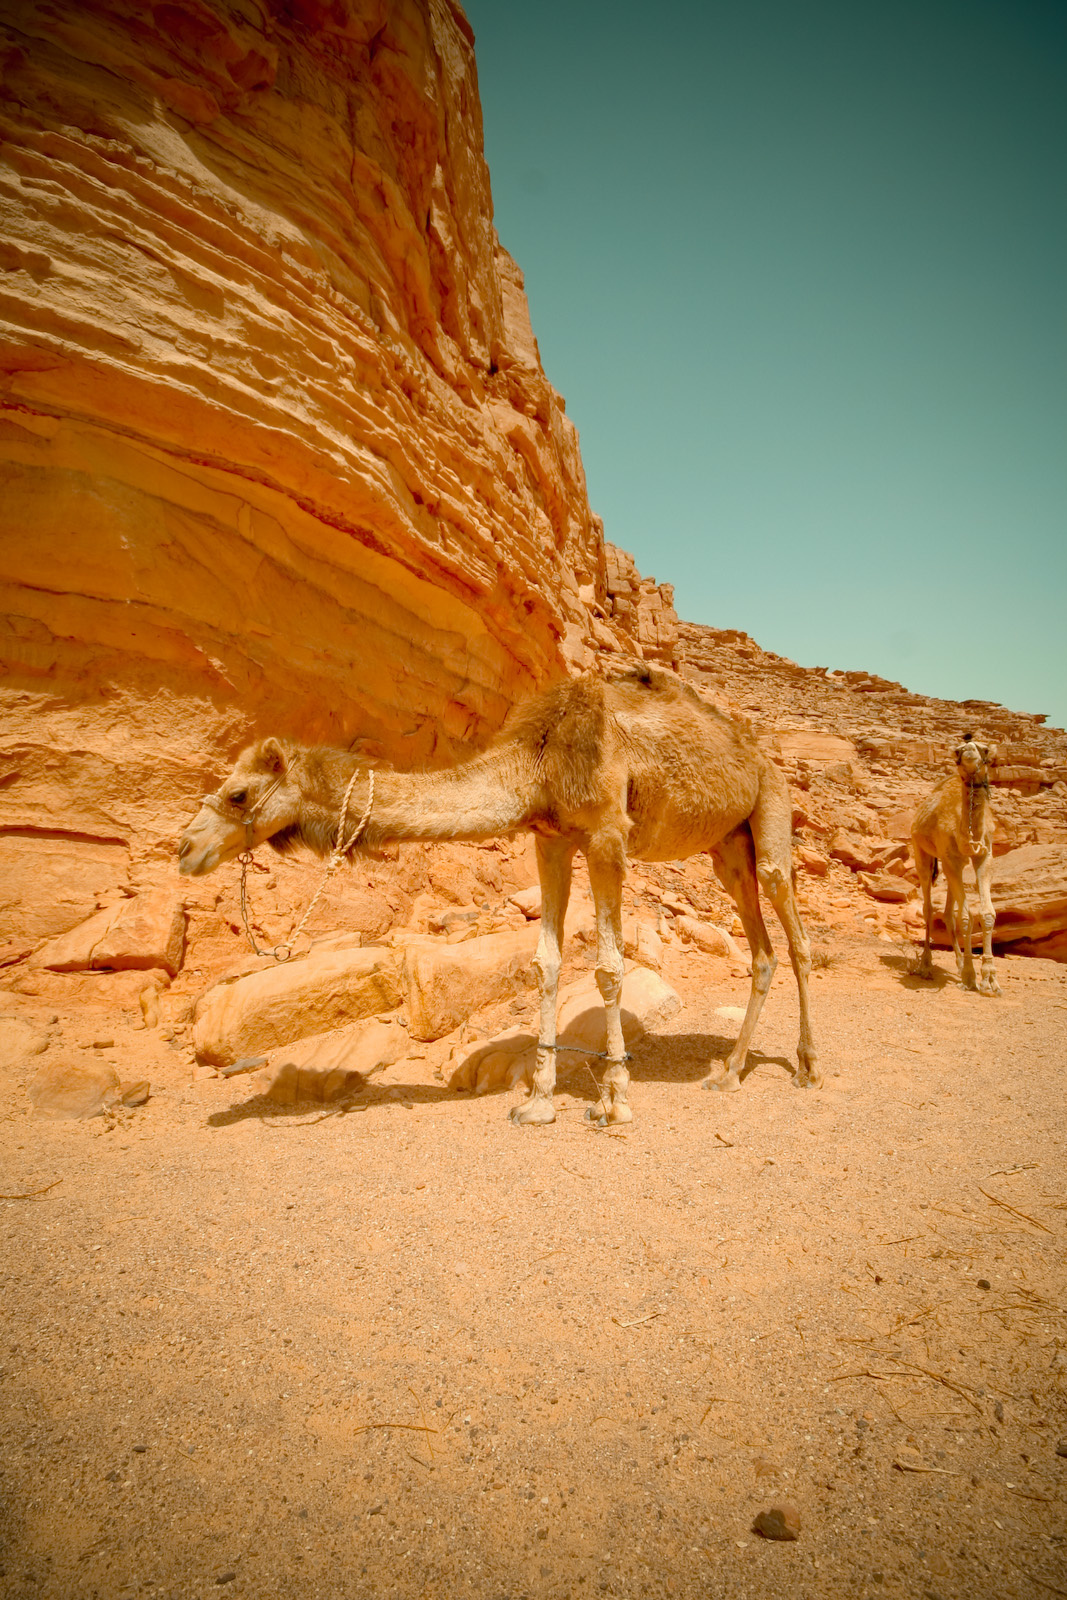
[[984, 744, 996, 764], [258, 737, 288, 776], [952, 746, 962, 763]]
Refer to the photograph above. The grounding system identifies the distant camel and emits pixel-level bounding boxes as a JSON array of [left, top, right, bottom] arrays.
[[178, 667, 820, 1124], [911, 734, 1000, 995]]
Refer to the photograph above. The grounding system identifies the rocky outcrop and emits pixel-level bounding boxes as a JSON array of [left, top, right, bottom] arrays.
[[30, 891, 186, 975], [601, 543, 681, 667], [0, 0, 604, 927]]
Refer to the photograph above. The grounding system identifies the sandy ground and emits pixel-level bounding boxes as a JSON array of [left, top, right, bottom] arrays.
[[2, 931, 1066, 1600]]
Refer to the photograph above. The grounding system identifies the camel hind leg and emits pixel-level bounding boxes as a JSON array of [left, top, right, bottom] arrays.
[[704, 826, 778, 1094], [748, 774, 820, 1088], [912, 840, 937, 978]]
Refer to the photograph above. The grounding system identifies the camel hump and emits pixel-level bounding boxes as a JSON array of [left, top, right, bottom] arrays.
[[501, 676, 610, 809]]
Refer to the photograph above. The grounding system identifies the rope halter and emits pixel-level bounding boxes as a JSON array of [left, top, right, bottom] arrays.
[[205, 766, 376, 962]]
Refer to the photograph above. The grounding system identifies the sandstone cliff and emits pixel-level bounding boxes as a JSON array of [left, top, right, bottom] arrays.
[[1, 0, 1065, 986], [0, 0, 608, 939]]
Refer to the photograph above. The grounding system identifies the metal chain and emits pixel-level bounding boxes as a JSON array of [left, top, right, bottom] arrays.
[[536, 1042, 632, 1062], [238, 768, 375, 961]]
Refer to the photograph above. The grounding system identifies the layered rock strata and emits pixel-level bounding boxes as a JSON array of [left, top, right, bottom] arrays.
[[0, 0, 604, 920]]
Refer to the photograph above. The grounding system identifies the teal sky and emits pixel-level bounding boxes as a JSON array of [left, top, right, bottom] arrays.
[[463, 0, 1067, 730]]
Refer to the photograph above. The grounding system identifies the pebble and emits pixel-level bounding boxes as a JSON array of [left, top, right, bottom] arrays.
[[121, 1081, 150, 1107], [977, 1278, 991, 1290], [92, 1039, 115, 1050], [752, 1503, 801, 1541], [216, 1573, 237, 1586], [221, 1056, 267, 1078], [132, 1444, 147, 1453], [1056, 1439, 1067, 1459]]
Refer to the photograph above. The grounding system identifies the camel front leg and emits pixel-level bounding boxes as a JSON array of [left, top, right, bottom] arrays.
[[974, 848, 1001, 997], [585, 830, 631, 1126], [705, 828, 777, 1094], [944, 863, 977, 989], [510, 837, 574, 1127]]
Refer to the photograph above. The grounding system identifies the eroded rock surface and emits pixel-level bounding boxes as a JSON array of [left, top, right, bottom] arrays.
[[0, 0, 611, 927]]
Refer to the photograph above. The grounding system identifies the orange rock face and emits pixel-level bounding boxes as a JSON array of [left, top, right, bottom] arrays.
[[0, 0, 602, 900]]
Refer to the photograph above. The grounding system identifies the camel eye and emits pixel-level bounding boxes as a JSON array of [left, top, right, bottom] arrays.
[[229, 788, 247, 808]]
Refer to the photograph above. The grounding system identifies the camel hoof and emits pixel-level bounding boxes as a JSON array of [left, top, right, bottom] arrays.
[[509, 1096, 556, 1127], [795, 1068, 822, 1089], [979, 976, 1002, 998], [702, 1071, 740, 1094], [584, 1102, 609, 1123]]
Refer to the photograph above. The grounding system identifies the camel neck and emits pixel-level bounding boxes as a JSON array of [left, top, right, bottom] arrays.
[[354, 749, 538, 847]]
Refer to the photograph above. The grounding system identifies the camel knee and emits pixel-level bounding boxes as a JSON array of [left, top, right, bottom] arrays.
[[752, 949, 777, 994], [595, 955, 624, 1007], [756, 858, 789, 903], [981, 912, 995, 934], [532, 946, 561, 996]]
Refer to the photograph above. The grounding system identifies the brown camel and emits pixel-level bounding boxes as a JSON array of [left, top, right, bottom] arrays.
[[178, 667, 820, 1124], [911, 734, 1000, 996]]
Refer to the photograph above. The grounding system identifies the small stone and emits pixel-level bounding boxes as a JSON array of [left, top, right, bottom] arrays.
[[120, 1081, 150, 1107], [92, 1038, 115, 1049], [753, 1503, 801, 1541], [977, 1278, 991, 1290], [132, 1444, 147, 1453], [220, 1055, 267, 1078], [1056, 1439, 1067, 1459], [216, 1573, 237, 1586]]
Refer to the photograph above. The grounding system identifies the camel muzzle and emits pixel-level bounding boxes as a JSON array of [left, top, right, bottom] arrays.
[[177, 812, 235, 876]]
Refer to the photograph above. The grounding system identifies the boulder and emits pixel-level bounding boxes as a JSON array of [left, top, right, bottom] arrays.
[[795, 845, 829, 876], [402, 926, 539, 1042], [904, 843, 1067, 958], [29, 1059, 119, 1119], [450, 967, 682, 1093], [508, 886, 542, 919], [829, 831, 907, 874], [858, 872, 913, 904], [674, 915, 746, 961], [30, 892, 186, 977], [623, 917, 663, 970], [254, 1017, 409, 1104], [988, 844, 1067, 952], [0, 1014, 51, 1068], [193, 946, 401, 1067]]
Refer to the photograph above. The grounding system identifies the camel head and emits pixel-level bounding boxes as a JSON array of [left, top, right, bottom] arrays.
[[178, 738, 302, 876], [953, 731, 996, 783]]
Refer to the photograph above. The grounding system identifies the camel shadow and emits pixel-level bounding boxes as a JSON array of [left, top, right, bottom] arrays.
[[205, 1080, 457, 1128], [204, 1030, 796, 1127], [878, 952, 957, 992]]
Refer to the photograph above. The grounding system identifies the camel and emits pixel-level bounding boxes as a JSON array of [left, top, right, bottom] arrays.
[[177, 667, 820, 1124], [911, 734, 1001, 996]]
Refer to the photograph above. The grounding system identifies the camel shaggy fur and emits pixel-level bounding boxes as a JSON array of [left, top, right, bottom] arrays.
[[911, 734, 1000, 996], [178, 668, 820, 1124]]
